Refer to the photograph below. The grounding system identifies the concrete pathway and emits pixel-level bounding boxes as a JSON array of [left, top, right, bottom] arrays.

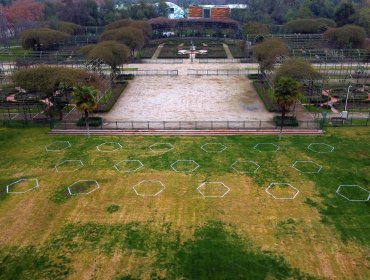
[[223, 43, 234, 59], [151, 43, 164, 59]]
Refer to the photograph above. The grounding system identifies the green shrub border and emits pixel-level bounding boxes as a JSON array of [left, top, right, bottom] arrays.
[[76, 117, 102, 127], [252, 80, 281, 112], [94, 82, 128, 113], [273, 116, 299, 126]]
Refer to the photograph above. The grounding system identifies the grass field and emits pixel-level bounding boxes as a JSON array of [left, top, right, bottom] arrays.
[[0, 127, 369, 279]]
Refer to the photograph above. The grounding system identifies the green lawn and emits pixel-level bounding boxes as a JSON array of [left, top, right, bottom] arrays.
[[0, 126, 369, 279]]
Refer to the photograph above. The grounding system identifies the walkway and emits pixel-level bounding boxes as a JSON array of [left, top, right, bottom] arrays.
[[151, 43, 164, 59], [223, 43, 234, 59]]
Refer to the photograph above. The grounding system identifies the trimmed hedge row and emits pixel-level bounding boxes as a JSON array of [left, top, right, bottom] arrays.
[[252, 80, 281, 112], [95, 82, 128, 113], [76, 117, 103, 127], [273, 116, 298, 127]]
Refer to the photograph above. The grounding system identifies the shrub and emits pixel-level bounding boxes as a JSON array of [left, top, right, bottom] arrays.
[[285, 18, 336, 34], [273, 116, 298, 126], [76, 116, 102, 127], [95, 82, 128, 113], [106, 204, 120, 213], [244, 22, 270, 34], [324, 25, 367, 48]]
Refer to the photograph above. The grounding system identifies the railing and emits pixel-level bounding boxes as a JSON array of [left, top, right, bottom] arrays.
[[140, 59, 184, 64], [198, 58, 253, 64], [51, 120, 322, 130], [187, 69, 254, 76], [119, 69, 178, 76]]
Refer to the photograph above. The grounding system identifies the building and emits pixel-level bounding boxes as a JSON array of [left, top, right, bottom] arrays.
[[188, 4, 247, 20]]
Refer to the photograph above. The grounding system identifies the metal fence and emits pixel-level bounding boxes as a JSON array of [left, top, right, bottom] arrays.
[[198, 58, 253, 64], [52, 120, 322, 130], [187, 69, 254, 76], [119, 69, 178, 76], [140, 59, 184, 64]]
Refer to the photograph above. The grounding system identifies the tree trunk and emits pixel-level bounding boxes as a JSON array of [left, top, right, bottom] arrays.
[[84, 109, 90, 137], [280, 106, 286, 138]]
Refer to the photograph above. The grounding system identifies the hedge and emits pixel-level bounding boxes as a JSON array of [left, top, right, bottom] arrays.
[[94, 82, 128, 113], [252, 80, 281, 112], [76, 117, 103, 127], [273, 116, 298, 126]]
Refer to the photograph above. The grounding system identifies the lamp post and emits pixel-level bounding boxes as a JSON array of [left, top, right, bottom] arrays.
[[342, 84, 352, 119]]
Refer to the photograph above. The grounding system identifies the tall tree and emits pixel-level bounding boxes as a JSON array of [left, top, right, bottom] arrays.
[[252, 38, 288, 74], [81, 41, 130, 73], [334, 2, 355, 26], [274, 77, 300, 133], [72, 85, 99, 133]]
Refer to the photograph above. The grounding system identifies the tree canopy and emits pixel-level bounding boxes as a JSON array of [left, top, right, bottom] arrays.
[[20, 28, 70, 50], [12, 66, 102, 96], [252, 38, 288, 73], [101, 26, 145, 54], [324, 25, 367, 48], [275, 58, 322, 82], [81, 41, 130, 71], [48, 20, 81, 35], [285, 18, 336, 34]]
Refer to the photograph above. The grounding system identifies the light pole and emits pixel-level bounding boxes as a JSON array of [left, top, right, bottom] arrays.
[[342, 84, 352, 119]]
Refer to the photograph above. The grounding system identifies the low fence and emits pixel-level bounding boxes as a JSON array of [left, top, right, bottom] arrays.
[[198, 58, 253, 64], [52, 120, 322, 130], [187, 69, 254, 76], [140, 59, 184, 64], [119, 69, 178, 76]]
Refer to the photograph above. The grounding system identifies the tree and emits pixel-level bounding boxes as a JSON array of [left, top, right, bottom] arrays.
[[157, 0, 168, 18], [244, 22, 270, 35], [334, 2, 355, 26], [252, 38, 288, 73], [59, 0, 99, 26], [285, 18, 336, 34], [72, 85, 99, 133], [20, 28, 70, 50], [105, 19, 133, 30], [324, 25, 367, 48], [48, 20, 81, 35], [275, 58, 321, 81], [101, 26, 145, 57], [274, 77, 300, 133], [356, 8, 370, 35], [81, 41, 130, 72], [3, 0, 44, 24]]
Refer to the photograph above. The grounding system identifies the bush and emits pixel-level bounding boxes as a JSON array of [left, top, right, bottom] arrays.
[[106, 204, 120, 213], [76, 117, 103, 127], [324, 25, 367, 48], [252, 80, 281, 112], [49, 21, 81, 35], [95, 82, 128, 113], [273, 116, 298, 126], [247, 73, 263, 80], [285, 18, 336, 34]]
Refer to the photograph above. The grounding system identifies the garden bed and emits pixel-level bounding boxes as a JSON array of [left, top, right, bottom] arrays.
[[252, 80, 281, 112]]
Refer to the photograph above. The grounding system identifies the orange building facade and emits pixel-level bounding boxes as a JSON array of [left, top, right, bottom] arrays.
[[188, 5, 231, 20]]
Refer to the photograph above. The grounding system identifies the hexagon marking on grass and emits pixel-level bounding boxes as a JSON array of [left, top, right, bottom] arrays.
[[114, 160, 144, 173], [201, 143, 227, 153], [265, 183, 299, 200], [231, 160, 260, 174], [336, 185, 370, 202], [253, 143, 280, 152], [6, 178, 39, 194], [171, 160, 200, 173], [292, 161, 322, 174], [45, 141, 71, 152], [67, 180, 100, 195], [96, 142, 122, 152], [55, 160, 84, 173], [149, 143, 174, 153], [197, 182, 230, 198], [308, 143, 334, 153], [132, 180, 166, 197]]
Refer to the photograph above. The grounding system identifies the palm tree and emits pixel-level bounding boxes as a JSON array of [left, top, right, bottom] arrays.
[[72, 85, 99, 134], [274, 77, 300, 135]]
